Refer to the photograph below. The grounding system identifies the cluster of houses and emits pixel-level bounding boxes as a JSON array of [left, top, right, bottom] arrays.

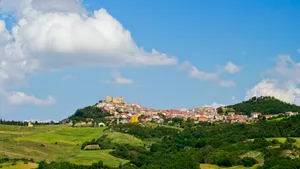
[[68, 96, 300, 126]]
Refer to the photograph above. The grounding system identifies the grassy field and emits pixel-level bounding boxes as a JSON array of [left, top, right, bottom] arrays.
[[15, 126, 105, 145], [105, 131, 144, 147], [200, 164, 262, 169], [240, 151, 264, 163], [143, 123, 184, 131], [67, 149, 129, 168], [0, 124, 134, 167], [268, 117, 287, 122], [0, 162, 38, 169]]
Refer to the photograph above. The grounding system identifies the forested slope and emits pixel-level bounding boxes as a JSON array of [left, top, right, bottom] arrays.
[[222, 96, 300, 115]]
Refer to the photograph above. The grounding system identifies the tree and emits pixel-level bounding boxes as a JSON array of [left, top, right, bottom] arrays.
[[217, 107, 223, 114], [241, 157, 258, 167]]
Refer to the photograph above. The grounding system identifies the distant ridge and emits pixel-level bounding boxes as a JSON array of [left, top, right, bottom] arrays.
[[221, 96, 300, 115]]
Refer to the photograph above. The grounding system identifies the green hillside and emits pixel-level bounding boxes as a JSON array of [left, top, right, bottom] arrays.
[[66, 106, 111, 122], [223, 96, 300, 115], [0, 125, 129, 168]]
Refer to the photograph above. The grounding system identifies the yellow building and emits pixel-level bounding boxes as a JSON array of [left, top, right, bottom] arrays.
[[28, 122, 33, 127], [131, 116, 139, 123]]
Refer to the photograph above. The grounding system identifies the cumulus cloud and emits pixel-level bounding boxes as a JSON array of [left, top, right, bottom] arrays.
[[180, 61, 236, 87], [0, 20, 12, 45], [203, 102, 226, 109], [266, 55, 300, 83], [0, 90, 55, 106], [0, 0, 177, 106], [105, 70, 133, 85], [297, 49, 300, 54], [246, 55, 300, 105], [0, 0, 176, 88], [221, 62, 241, 74], [0, 0, 85, 19], [246, 79, 300, 105]]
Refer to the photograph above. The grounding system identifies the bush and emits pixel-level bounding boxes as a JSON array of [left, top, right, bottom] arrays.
[[280, 142, 293, 150], [286, 137, 296, 143], [24, 161, 28, 164], [217, 157, 233, 167], [11, 162, 16, 166], [271, 139, 280, 145], [241, 157, 258, 167]]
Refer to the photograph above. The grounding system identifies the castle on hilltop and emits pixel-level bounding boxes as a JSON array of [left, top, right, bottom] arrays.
[[105, 96, 125, 104]]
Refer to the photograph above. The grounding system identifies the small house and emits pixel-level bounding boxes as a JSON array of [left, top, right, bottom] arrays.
[[28, 122, 33, 127], [251, 112, 262, 118], [228, 112, 235, 116]]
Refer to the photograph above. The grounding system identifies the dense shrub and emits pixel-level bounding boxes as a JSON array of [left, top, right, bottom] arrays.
[[240, 157, 258, 167]]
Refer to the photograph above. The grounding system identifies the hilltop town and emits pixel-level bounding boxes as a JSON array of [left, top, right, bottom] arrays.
[[66, 96, 300, 126]]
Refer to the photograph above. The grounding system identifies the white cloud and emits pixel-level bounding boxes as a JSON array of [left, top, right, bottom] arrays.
[[245, 79, 300, 105], [0, 0, 177, 107], [222, 62, 241, 74], [266, 55, 300, 83], [0, 90, 55, 106], [180, 61, 236, 87], [0, 1, 176, 89], [297, 49, 300, 54], [246, 55, 300, 105], [0, 0, 85, 19], [231, 96, 236, 100], [203, 102, 226, 109], [0, 2, 177, 71], [105, 70, 133, 85], [0, 20, 12, 45]]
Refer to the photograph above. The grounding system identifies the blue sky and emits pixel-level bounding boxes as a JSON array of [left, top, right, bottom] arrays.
[[1, 0, 300, 121]]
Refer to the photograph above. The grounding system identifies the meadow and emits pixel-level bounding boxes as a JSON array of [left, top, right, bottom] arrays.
[[0, 124, 130, 168], [0, 162, 38, 169]]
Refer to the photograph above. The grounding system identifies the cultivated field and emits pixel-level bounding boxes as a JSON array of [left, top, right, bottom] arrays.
[[0, 124, 130, 168], [0, 162, 38, 169]]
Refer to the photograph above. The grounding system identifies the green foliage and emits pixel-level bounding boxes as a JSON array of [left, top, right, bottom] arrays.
[[240, 157, 258, 167], [271, 139, 280, 145], [0, 158, 9, 164], [216, 107, 223, 114], [38, 160, 112, 169], [68, 106, 110, 122], [226, 96, 300, 115], [259, 149, 300, 169], [108, 115, 300, 168], [286, 137, 297, 143], [112, 123, 180, 140]]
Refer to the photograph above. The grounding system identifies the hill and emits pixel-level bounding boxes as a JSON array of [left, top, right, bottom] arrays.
[[0, 125, 129, 168], [221, 96, 300, 115], [66, 106, 111, 123]]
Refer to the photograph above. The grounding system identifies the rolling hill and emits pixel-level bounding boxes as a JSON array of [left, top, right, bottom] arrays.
[[221, 96, 300, 115]]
